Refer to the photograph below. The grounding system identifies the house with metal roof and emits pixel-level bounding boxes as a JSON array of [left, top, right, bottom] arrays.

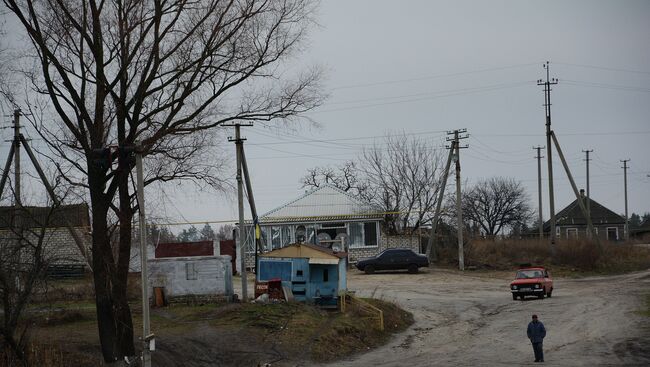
[[542, 190, 625, 241], [237, 184, 419, 271]]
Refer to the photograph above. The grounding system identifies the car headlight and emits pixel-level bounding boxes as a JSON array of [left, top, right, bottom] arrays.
[[511, 285, 517, 290], [534, 284, 540, 289]]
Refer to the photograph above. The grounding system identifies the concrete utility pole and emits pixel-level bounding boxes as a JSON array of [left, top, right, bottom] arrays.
[[447, 129, 468, 271], [426, 140, 455, 262], [227, 123, 252, 301], [12, 109, 21, 206], [550, 132, 600, 250], [583, 149, 593, 238], [534, 146, 544, 239], [621, 159, 630, 241], [136, 146, 152, 367], [537, 62, 558, 251]]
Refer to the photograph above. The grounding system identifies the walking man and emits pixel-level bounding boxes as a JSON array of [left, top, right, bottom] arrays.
[[527, 314, 546, 362]]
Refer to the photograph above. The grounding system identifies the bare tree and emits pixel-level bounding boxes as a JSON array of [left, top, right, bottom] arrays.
[[0, 200, 62, 366], [216, 223, 234, 241], [3, 0, 323, 362], [303, 134, 445, 234], [461, 177, 532, 237], [301, 161, 371, 201]]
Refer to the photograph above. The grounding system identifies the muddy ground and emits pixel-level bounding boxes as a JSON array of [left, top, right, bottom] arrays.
[[304, 268, 650, 367]]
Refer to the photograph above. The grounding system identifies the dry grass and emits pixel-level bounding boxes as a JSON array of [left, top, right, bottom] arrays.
[[437, 238, 650, 275]]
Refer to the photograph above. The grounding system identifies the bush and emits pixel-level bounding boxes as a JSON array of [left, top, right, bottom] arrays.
[[437, 238, 650, 273]]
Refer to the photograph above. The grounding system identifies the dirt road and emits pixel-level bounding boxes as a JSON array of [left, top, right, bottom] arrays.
[[316, 268, 650, 367]]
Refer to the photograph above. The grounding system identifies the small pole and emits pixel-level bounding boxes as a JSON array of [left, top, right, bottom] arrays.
[[425, 141, 455, 262], [534, 146, 544, 239], [136, 145, 152, 367], [583, 149, 593, 238], [621, 159, 630, 241], [447, 129, 468, 271]]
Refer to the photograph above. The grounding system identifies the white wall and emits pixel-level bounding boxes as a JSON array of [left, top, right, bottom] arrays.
[[148, 256, 233, 298]]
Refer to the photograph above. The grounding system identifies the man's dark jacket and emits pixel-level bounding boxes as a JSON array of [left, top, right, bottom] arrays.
[[527, 320, 546, 343]]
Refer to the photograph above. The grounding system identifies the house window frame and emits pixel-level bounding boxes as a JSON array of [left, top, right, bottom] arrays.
[[347, 221, 380, 249], [186, 262, 198, 280], [606, 227, 619, 241], [566, 228, 578, 239]]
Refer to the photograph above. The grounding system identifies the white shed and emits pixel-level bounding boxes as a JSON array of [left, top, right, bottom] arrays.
[[148, 255, 233, 300]]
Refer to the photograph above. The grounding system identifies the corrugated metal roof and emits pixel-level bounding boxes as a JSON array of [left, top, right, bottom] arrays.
[[259, 184, 381, 223]]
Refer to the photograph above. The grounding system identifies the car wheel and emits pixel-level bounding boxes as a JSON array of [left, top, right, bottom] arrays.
[[407, 264, 418, 274], [538, 292, 544, 299], [364, 265, 375, 274], [512, 294, 517, 301], [519, 295, 525, 300]]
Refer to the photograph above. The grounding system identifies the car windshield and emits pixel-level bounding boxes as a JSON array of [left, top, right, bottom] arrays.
[[516, 270, 543, 279]]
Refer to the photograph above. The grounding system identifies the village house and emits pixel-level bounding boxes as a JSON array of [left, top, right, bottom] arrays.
[[0, 204, 91, 276], [543, 190, 626, 241], [237, 184, 420, 272]]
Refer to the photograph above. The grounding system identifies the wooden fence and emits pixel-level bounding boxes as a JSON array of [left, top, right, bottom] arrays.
[[339, 292, 384, 331]]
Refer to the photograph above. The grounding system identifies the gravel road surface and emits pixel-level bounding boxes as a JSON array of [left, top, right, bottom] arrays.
[[319, 268, 650, 367]]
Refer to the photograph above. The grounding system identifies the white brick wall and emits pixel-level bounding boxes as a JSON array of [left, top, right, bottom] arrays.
[[0, 227, 91, 267]]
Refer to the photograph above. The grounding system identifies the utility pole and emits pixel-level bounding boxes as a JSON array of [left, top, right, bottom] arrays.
[[426, 140, 455, 262], [621, 159, 630, 241], [537, 62, 558, 252], [583, 149, 593, 239], [136, 145, 153, 367], [227, 123, 253, 301], [533, 146, 544, 239], [12, 109, 21, 206], [446, 129, 468, 271]]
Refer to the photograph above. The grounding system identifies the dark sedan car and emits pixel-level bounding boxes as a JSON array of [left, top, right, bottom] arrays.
[[355, 248, 429, 274]]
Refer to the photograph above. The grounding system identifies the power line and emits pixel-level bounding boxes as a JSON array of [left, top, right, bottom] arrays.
[[330, 62, 539, 90], [554, 62, 650, 76]]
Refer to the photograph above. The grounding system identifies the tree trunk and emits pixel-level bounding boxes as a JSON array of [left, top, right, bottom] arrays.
[[89, 168, 135, 363]]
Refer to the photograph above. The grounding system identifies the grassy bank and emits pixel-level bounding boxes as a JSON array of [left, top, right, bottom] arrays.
[[4, 287, 413, 366], [437, 239, 650, 275]]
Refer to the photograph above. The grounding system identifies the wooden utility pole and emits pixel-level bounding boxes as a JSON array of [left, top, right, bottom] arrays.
[[537, 62, 558, 252], [534, 146, 544, 238], [621, 159, 630, 241], [446, 129, 468, 271], [583, 149, 593, 239]]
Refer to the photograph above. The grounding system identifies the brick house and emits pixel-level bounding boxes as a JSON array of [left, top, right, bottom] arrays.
[[0, 204, 91, 271], [237, 184, 419, 272], [543, 191, 625, 241]]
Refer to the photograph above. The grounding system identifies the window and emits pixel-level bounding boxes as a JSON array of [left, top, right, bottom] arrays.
[[271, 226, 281, 249], [323, 268, 329, 282], [606, 227, 618, 241], [348, 222, 364, 247], [186, 263, 198, 280], [296, 270, 303, 277], [364, 222, 378, 247], [566, 228, 578, 238], [556, 227, 560, 237], [281, 226, 292, 247]]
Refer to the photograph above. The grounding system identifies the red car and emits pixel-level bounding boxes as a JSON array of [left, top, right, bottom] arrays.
[[510, 267, 553, 300]]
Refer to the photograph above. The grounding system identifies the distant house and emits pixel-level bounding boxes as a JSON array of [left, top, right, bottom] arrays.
[[632, 218, 650, 240], [238, 184, 419, 271], [543, 191, 625, 241], [0, 204, 91, 272]]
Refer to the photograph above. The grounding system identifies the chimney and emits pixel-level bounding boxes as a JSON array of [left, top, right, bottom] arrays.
[[580, 189, 585, 197]]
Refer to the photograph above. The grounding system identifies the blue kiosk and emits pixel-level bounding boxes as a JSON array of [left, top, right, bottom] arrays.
[[256, 243, 347, 307]]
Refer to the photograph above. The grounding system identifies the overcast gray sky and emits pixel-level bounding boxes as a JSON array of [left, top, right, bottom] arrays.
[[2, 0, 649, 230]]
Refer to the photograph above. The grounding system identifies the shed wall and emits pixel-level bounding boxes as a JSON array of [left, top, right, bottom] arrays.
[[148, 256, 233, 298]]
